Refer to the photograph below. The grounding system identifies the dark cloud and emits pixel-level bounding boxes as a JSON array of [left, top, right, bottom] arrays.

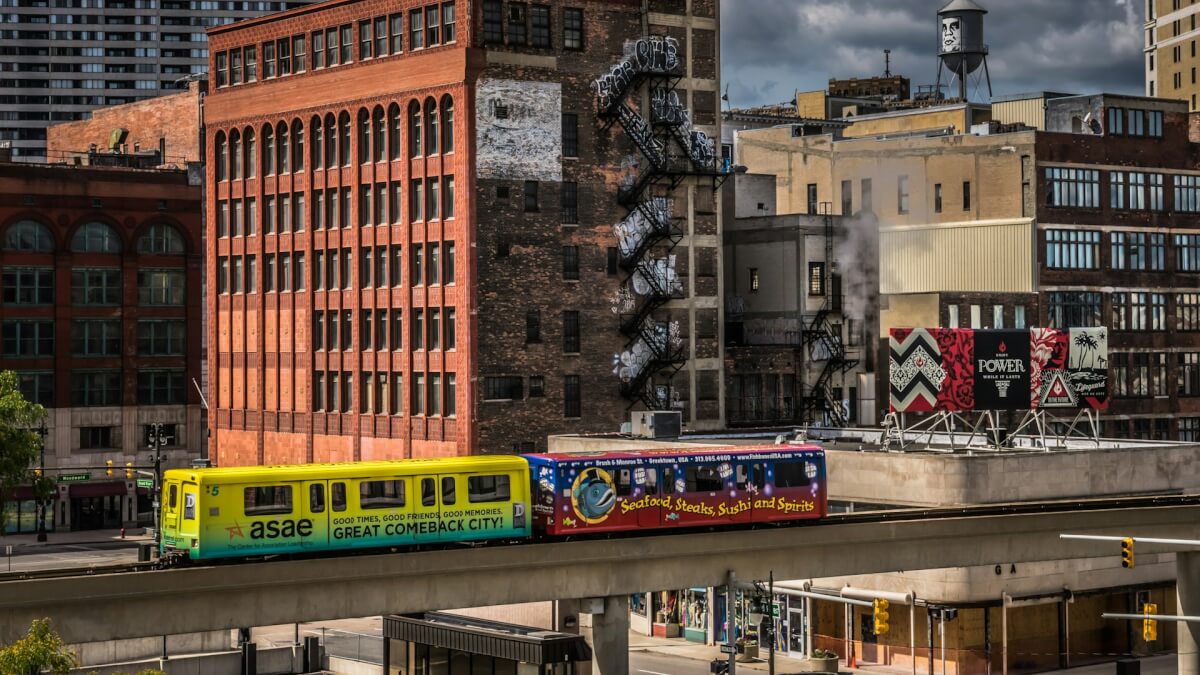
[[721, 0, 1144, 108]]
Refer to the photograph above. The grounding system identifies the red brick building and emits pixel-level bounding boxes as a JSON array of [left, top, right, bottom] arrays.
[[204, 0, 724, 464], [0, 157, 204, 532]]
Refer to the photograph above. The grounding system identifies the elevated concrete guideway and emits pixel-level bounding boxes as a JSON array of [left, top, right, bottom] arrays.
[[4, 499, 1200, 662]]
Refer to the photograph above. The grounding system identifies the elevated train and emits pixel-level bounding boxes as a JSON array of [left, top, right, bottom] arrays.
[[159, 444, 826, 562]]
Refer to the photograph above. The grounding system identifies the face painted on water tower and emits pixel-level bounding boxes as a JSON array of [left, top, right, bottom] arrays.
[[942, 17, 962, 53]]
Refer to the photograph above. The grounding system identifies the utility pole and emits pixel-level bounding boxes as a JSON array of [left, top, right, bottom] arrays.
[[35, 420, 48, 542], [147, 422, 169, 543], [726, 571, 737, 675], [768, 571, 775, 675]]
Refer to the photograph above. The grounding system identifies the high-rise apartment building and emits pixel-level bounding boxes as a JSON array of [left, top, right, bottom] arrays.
[[0, 0, 318, 161], [1145, 0, 1200, 110], [204, 0, 724, 465]]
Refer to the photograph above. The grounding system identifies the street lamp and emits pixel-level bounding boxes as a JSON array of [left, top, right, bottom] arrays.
[[35, 420, 48, 542], [147, 422, 170, 543]]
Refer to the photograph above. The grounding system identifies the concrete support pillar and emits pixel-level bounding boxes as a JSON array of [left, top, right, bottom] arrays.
[[1180, 552, 1200, 675], [589, 596, 629, 675]]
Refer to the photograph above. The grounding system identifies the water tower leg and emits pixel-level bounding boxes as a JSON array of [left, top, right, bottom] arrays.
[[982, 57, 993, 99]]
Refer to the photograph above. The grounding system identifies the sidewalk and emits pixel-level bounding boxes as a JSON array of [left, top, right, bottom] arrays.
[[629, 632, 907, 674], [0, 527, 152, 549]]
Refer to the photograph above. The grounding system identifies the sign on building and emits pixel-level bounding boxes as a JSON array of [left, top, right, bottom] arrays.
[[889, 327, 1108, 412]]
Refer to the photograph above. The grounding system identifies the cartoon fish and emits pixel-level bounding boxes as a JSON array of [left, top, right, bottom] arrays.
[[562, 517, 578, 527], [674, 478, 686, 494], [539, 477, 553, 493], [573, 468, 616, 521], [634, 467, 646, 484], [666, 512, 680, 521]]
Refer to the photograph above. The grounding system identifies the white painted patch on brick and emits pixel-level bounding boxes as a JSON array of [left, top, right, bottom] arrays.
[[475, 78, 562, 182]]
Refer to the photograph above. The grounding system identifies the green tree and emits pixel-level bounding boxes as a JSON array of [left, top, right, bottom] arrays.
[[0, 618, 78, 675], [0, 370, 47, 532]]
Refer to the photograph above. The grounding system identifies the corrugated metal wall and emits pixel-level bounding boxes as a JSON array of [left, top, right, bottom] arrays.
[[880, 219, 1035, 294], [993, 98, 1047, 130]]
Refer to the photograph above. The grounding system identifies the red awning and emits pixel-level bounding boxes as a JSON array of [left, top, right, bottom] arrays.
[[5, 485, 34, 501], [69, 481, 128, 498]]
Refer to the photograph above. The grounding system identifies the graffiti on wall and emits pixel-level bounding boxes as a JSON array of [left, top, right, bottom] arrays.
[[614, 198, 672, 259], [594, 36, 681, 114], [475, 78, 562, 181], [612, 322, 683, 383]]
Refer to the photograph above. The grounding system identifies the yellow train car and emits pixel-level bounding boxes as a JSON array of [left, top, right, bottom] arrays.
[[159, 456, 530, 561]]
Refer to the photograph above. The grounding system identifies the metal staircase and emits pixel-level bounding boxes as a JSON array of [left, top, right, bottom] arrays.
[[595, 35, 724, 410], [800, 204, 858, 427]]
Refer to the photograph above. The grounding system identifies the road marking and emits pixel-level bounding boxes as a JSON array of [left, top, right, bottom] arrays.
[[637, 670, 672, 675]]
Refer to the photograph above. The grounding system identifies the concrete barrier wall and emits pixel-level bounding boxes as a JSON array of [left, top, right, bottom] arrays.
[[67, 646, 295, 675], [71, 631, 232, 667], [327, 655, 383, 675]]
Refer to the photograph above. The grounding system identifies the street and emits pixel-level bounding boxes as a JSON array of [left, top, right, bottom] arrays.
[[0, 541, 139, 573]]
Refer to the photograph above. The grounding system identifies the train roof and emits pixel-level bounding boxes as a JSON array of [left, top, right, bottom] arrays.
[[522, 443, 822, 463], [163, 455, 528, 483]]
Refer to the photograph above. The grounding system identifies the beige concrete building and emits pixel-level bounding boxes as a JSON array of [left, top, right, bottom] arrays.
[[1145, 0, 1200, 109]]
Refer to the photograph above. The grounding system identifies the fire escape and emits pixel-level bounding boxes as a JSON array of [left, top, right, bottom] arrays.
[[801, 203, 858, 427], [595, 36, 725, 410]]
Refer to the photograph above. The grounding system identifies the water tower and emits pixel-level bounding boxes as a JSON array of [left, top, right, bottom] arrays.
[[936, 0, 992, 101]]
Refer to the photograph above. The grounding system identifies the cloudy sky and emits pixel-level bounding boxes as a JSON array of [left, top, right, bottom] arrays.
[[720, 0, 1145, 108]]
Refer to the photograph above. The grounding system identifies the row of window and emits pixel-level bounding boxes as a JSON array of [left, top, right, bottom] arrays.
[[482, 2, 583, 50], [3, 220, 185, 254], [1110, 351, 1200, 399], [1105, 107, 1165, 138], [20, 369, 185, 406], [216, 243, 457, 294], [239, 473, 509, 521], [483, 374, 581, 417], [312, 307, 456, 352], [1, 318, 184, 357], [1045, 291, 1200, 331], [1046, 167, 1200, 212], [312, 370, 455, 417], [2, 267, 184, 305], [1044, 230, 1200, 271], [214, 2, 457, 89]]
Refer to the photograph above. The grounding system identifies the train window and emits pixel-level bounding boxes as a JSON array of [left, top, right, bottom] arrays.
[[331, 482, 347, 512], [774, 462, 811, 489], [468, 475, 510, 503], [422, 478, 436, 506], [615, 468, 634, 497], [243, 485, 293, 516], [183, 492, 196, 520], [735, 465, 749, 490], [643, 468, 658, 494], [361, 479, 405, 509], [685, 466, 722, 493], [310, 484, 326, 513], [752, 463, 766, 491], [168, 484, 178, 510], [441, 476, 457, 505], [663, 467, 678, 493]]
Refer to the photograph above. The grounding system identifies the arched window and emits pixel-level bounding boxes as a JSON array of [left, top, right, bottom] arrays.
[[324, 114, 336, 169], [388, 103, 401, 161], [230, 129, 242, 179], [262, 124, 275, 175], [137, 223, 185, 254], [293, 119, 305, 172], [338, 111, 351, 166], [408, 100, 422, 158], [244, 127, 256, 178], [357, 108, 370, 166], [4, 220, 54, 252], [215, 132, 228, 181], [311, 116, 323, 169], [441, 94, 454, 154], [372, 106, 385, 163], [71, 222, 122, 253], [277, 121, 289, 174], [424, 97, 438, 155]]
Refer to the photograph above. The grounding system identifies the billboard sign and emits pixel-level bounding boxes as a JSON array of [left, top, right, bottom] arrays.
[[889, 327, 1108, 413]]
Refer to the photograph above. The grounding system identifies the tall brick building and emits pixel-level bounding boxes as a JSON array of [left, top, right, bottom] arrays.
[[0, 155, 204, 532], [204, 0, 724, 464]]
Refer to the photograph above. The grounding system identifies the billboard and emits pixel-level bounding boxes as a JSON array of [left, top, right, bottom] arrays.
[[889, 328, 1108, 413]]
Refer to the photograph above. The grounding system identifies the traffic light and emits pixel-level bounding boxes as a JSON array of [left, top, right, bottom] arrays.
[[1143, 602, 1158, 641], [33, 467, 41, 477], [125, 462, 133, 479], [1121, 537, 1135, 568], [873, 598, 890, 636], [105, 459, 113, 477]]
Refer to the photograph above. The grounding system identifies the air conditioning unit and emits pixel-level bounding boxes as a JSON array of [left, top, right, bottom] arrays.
[[631, 411, 681, 439]]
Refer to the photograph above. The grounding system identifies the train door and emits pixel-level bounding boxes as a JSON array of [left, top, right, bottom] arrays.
[[177, 481, 200, 548], [414, 474, 450, 542], [304, 480, 330, 550], [727, 464, 754, 524], [636, 466, 661, 528], [161, 480, 182, 538]]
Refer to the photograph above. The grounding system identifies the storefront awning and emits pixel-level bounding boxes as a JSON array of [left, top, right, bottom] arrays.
[[4, 485, 34, 501], [69, 481, 127, 498]]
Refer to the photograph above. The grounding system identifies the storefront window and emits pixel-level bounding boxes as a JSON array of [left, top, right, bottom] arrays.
[[2, 498, 54, 534]]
